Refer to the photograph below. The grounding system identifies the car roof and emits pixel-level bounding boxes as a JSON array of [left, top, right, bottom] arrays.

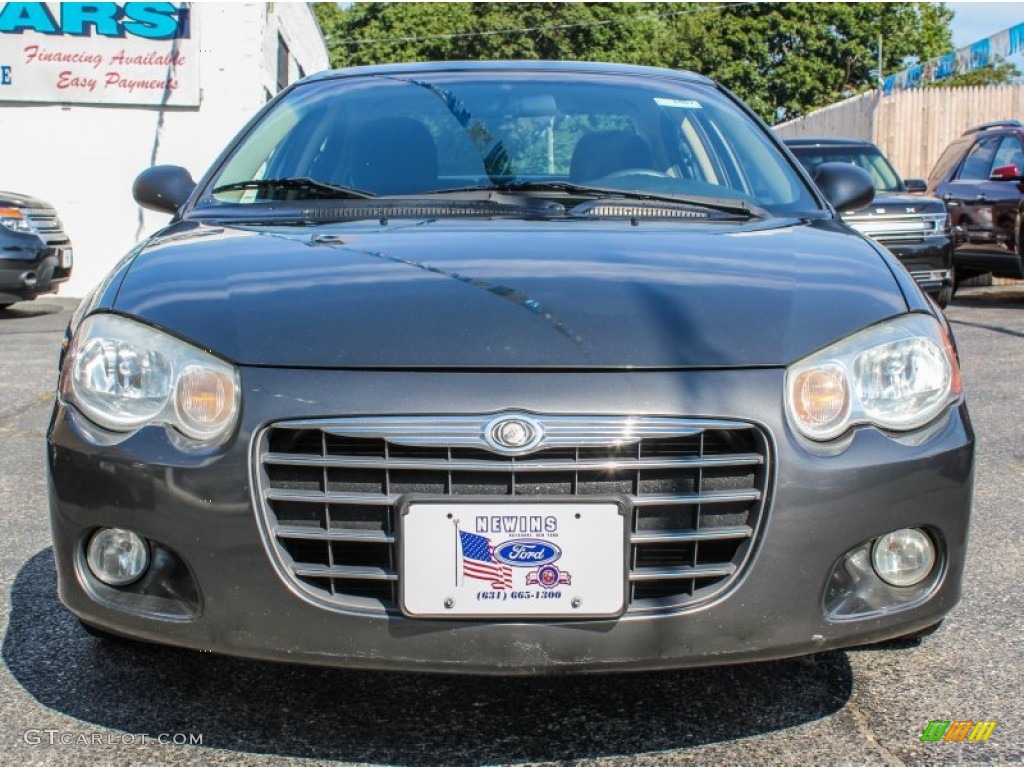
[[783, 138, 878, 149], [301, 60, 714, 86]]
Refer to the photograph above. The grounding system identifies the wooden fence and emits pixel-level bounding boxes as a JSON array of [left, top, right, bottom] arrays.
[[774, 84, 1024, 181]]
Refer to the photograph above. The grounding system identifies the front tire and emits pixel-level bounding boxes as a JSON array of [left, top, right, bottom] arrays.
[[937, 268, 954, 308]]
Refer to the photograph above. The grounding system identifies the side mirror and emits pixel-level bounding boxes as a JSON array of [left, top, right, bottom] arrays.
[[133, 165, 196, 214], [812, 162, 875, 212], [990, 164, 1021, 181], [904, 178, 928, 193]]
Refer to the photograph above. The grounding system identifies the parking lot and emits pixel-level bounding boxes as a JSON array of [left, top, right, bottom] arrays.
[[0, 291, 1020, 766]]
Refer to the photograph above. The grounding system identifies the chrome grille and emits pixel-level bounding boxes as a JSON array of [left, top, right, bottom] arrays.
[[845, 214, 928, 242], [23, 207, 70, 246], [254, 415, 771, 616]]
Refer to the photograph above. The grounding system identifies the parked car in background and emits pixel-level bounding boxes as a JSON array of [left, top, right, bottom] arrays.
[[785, 138, 954, 307], [0, 190, 73, 310], [927, 119, 1024, 287], [49, 61, 973, 675]]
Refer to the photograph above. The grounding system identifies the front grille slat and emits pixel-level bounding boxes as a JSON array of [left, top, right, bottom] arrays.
[[630, 564, 737, 581], [293, 564, 399, 581], [262, 452, 763, 472], [630, 525, 752, 544], [256, 414, 770, 617], [274, 526, 396, 543]]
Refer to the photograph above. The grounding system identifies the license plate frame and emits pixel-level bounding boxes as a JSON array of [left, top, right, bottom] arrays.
[[398, 497, 629, 620]]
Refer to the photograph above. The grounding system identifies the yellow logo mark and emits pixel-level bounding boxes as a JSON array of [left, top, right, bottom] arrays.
[[969, 721, 998, 742]]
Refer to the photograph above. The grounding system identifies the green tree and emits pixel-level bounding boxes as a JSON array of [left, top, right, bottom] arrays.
[[314, 2, 955, 123]]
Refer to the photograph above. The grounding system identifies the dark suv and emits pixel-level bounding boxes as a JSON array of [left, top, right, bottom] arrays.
[[928, 120, 1024, 287], [0, 190, 73, 310], [785, 138, 954, 307]]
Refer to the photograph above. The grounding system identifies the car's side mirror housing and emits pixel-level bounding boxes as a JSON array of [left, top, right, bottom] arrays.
[[903, 178, 928, 193], [989, 163, 1022, 181], [133, 165, 196, 214], [812, 162, 875, 212]]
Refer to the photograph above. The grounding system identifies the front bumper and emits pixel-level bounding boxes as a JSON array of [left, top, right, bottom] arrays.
[[48, 367, 974, 674], [0, 246, 71, 304], [876, 235, 953, 296]]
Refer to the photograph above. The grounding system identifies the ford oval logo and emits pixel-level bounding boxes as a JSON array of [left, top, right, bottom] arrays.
[[493, 539, 562, 567]]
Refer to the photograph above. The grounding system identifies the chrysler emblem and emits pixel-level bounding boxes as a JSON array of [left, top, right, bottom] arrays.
[[485, 415, 543, 454]]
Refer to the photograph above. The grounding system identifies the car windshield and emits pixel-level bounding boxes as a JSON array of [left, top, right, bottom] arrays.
[[787, 144, 903, 193], [200, 70, 818, 215]]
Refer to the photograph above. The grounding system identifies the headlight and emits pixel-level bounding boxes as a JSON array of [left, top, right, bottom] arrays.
[[921, 212, 951, 235], [786, 314, 961, 441], [0, 207, 39, 235], [60, 313, 239, 441]]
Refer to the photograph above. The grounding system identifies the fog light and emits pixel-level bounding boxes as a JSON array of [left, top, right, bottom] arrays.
[[871, 528, 935, 587], [87, 528, 149, 586]]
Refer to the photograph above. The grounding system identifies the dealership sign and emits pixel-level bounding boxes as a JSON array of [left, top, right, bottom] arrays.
[[0, 2, 198, 106]]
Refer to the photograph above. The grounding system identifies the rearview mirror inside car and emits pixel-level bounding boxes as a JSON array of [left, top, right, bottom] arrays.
[[903, 178, 928, 193]]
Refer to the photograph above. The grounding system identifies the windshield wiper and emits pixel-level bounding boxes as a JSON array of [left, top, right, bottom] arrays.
[[210, 177, 377, 200], [424, 181, 766, 217]]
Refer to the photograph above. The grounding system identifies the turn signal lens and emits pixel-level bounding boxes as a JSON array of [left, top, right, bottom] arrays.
[[175, 365, 236, 439], [792, 365, 850, 434]]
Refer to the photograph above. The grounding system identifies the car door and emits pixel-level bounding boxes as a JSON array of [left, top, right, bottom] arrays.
[[939, 134, 1000, 268], [982, 134, 1024, 268]]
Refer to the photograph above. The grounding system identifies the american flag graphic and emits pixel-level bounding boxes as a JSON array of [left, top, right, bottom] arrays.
[[459, 530, 512, 589]]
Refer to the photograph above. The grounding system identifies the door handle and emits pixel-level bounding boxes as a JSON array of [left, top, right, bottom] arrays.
[[974, 193, 987, 201]]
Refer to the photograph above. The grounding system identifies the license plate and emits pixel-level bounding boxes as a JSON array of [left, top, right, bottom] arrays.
[[400, 501, 627, 619], [58, 248, 73, 269]]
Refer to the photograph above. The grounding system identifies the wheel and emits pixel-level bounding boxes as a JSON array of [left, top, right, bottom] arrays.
[[937, 268, 954, 308]]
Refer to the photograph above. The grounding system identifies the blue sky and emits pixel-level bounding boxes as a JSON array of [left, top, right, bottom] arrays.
[[947, 2, 1023, 47]]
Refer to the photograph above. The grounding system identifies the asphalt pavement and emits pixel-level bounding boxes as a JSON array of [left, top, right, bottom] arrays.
[[0, 291, 1021, 766]]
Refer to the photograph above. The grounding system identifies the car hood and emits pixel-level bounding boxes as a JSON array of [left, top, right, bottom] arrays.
[[0, 189, 54, 209], [111, 217, 906, 369], [843, 192, 946, 217]]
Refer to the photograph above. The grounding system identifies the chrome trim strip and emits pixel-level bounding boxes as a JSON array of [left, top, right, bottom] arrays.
[[631, 489, 761, 505], [293, 564, 398, 581], [279, 414, 752, 457], [266, 488, 397, 505], [274, 526, 395, 544], [262, 452, 764, 472], [630, 525, 752, 544], [629, 564, 737, 581]]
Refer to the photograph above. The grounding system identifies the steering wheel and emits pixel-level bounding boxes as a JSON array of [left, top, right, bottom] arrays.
[[599, 168, 671, 180]]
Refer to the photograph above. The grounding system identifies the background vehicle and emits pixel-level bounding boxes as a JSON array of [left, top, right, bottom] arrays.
[[927, 119, 1024, 288], [0, 190, 73, 310], [785, 138, 954, 307]]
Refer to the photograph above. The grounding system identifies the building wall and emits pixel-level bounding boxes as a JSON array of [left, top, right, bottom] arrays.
[[0, 2, 328, 297]]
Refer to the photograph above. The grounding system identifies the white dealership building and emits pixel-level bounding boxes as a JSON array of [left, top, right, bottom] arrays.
[[0, 2, 329, 296]]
